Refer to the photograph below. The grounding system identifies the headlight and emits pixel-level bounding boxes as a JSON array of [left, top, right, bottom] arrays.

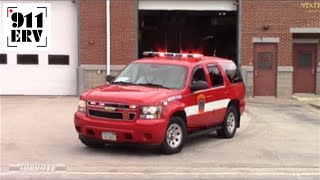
[[140, 106, 162, 119], [78, 100, 86, 113]]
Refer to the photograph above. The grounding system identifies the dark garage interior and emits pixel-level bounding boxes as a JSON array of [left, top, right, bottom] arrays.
[[138, 10, 237, 62]]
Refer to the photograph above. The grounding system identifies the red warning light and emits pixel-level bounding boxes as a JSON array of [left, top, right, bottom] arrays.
[[159, 52, 165, 57], [182, 54, 188, 58], [143, 51, 204, 59], [193, 54, 203, 58]]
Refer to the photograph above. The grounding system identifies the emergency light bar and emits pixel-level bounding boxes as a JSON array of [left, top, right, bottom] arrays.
[[143, 51, 204, 59]]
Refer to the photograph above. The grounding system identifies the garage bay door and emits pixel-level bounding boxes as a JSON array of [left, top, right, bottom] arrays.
[[0, 1, 78, 95], [138, 0, 238, 59], [138, 0, 237, 11]]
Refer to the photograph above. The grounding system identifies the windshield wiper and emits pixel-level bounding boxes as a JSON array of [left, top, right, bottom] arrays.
[[136, 83, 170, 89], [112, 81, 136, 85]]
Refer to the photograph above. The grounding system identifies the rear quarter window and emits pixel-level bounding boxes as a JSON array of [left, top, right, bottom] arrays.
[[220, 62, 243, 84]]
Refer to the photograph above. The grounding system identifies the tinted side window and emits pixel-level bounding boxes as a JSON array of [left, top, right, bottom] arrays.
[[207, 65, 224, 87], [221, 62, 243, 83], [191, 67, 207, 84]]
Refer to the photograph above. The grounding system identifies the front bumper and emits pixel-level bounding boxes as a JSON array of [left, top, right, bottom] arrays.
[[74, 112, 168, 145]]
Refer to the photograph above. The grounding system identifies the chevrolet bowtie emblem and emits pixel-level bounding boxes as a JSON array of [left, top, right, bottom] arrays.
[[104, 106, 116, 112]]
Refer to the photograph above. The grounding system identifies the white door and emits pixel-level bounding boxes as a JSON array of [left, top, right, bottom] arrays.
[[0, 1, 78, 95]]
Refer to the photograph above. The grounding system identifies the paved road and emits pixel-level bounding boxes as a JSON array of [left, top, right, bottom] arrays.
[[0, 96, 319, 180]]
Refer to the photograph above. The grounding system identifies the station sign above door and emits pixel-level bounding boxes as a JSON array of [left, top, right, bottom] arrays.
[[300, 2, 320, 13]]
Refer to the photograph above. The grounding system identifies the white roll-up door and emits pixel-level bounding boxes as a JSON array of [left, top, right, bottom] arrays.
[[138, 0, 237, 11], [0, 1, 78, 95]]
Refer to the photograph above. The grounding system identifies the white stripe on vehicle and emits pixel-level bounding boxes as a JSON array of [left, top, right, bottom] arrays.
[[185, 99, 230, 117]]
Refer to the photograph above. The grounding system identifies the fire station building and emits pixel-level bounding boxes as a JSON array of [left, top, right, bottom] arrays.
[[0, 0, 319, 96]]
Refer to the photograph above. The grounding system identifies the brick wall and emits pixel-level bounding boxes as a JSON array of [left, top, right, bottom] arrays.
[[80, 0, 106, 65], [110, 0, 137, 65], [241, 0, 320, 66]]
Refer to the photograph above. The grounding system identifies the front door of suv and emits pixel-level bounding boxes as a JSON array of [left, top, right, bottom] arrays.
[[184, 65, 212, 128]]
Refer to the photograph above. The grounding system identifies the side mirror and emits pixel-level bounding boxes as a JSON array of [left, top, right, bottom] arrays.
[[190, 80, 208, 92], [106, 75, 115, 83]]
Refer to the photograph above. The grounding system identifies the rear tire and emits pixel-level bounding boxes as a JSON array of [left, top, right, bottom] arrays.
[[161, 116, 187, 155], [217, 106, 238, 138], [79, 135, 105, 148]]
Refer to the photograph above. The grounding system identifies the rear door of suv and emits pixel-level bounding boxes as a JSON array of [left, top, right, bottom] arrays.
[[205, 63, 229, 126], [220, 62, 245, 113]]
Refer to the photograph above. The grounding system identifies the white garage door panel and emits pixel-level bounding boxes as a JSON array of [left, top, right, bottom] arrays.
[[138, 0, 237, 11], [0, 1, 78, 95], [0, 66, 76, 95]]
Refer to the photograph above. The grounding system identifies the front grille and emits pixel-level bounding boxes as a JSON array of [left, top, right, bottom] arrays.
[[88, 110, 135, 120], [87, 101, 130, 109], [103, 103, 129, 109]]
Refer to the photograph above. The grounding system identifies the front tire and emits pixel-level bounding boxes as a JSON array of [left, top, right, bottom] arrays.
[[217, 106, 238, 138], [79, 135, 106, 149], [161, 116, 187, 155]]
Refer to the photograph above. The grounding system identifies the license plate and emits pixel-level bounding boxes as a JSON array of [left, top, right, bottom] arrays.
[[101, 132, 117, 141]]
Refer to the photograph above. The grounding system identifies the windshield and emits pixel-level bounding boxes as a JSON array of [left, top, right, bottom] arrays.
[[112, 63, 188, 89]]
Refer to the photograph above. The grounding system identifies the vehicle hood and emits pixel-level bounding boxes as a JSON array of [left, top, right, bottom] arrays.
[[81, 84, 181, 105]]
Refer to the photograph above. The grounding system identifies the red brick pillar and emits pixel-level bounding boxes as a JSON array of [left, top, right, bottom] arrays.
[[110, 0, 137, 67], [80, 0, 107, 65], [79, 0, 108, 90]]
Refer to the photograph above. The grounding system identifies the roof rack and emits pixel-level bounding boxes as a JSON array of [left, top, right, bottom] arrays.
[[143, 51, 204, 59]]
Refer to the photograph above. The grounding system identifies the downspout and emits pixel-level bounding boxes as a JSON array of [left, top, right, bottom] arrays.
[[106, 0, 111, 75], [76, 0, 84, 95], [237, 0, 248, 94], [237, 0, 242, 66]]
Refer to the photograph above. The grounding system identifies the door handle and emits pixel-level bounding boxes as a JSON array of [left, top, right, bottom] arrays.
[[312, 68, 314, 75], [255, 70, 258, 77], [224, 91, 229, 95]]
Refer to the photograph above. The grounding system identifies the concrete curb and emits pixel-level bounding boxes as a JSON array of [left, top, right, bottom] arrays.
[[291, 95, 320, 102], [291, 95, 320, 110], [308, 103, 320, 110]]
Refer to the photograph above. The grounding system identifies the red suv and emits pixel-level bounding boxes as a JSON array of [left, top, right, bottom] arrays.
[[74, 52, 246, 154]]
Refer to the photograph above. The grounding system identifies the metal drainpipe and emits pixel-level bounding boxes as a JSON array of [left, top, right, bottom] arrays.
[[237, 0, 242, 66], [76, 0, 83, 95], [106, 0, 111, 75]]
